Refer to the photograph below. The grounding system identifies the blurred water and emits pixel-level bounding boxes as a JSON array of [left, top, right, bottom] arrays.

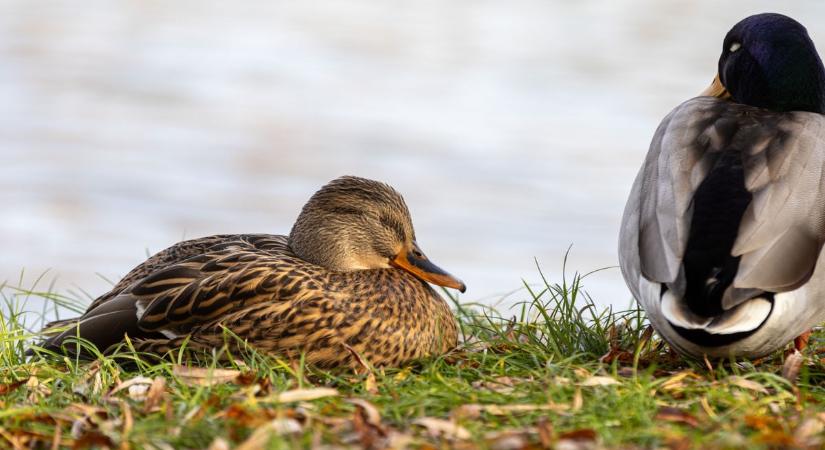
[[1, 1, 824, 314]]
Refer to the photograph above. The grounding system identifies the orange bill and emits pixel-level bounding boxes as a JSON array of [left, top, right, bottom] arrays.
[[390, 241, 466, 293], [700, 73, 732, 99]]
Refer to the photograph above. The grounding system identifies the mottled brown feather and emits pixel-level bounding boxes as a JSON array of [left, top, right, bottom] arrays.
[[42, 234, 458, 368]]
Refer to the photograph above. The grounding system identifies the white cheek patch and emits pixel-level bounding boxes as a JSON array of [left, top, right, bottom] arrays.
[[729, 42, 742, 53]]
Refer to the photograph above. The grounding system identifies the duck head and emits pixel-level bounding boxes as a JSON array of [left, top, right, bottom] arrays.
[[702, 13, 825, 113], [288, 175, 466, 292]]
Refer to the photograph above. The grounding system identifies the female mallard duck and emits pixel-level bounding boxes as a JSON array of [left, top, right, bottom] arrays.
[[40, 176, 465, 367], [620, 13, 825, 359]]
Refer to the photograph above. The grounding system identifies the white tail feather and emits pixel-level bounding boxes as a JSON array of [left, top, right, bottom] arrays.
[[661, 288, 772, 335], [705, 297, 772, 334], [660, 290, 712, 329]]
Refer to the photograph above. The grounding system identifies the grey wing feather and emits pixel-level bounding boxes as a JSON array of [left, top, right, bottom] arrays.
[[634, 97, 825, 304], [637, 99, 717, 289], [731, 112, 825, 294]]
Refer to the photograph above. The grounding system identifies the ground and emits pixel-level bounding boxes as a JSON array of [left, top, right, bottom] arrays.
[[0, 268, 823, 449]]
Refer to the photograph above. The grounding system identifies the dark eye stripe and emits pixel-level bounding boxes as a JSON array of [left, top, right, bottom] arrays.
[[379, 214, 407, 242]]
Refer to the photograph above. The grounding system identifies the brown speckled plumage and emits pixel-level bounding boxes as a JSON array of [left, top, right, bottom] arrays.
[[40, 177, 461, 368]]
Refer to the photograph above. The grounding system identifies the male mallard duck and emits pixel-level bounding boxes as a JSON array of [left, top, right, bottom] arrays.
[[619, 13, 825, 359], [39, 176, 465, 367]]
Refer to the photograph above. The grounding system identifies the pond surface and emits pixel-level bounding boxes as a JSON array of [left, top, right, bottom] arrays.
[[2, 1, 823, 314]]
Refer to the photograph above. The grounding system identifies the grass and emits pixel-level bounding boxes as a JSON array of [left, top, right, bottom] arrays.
[[0, 263, 824, 449]]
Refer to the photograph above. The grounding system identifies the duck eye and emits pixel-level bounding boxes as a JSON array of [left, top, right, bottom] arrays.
[[729, 42, 741, 53]]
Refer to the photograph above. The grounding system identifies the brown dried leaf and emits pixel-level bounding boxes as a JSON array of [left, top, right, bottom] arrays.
[[413, 417, 471, 440], [172, 365, 242, 386], [144, 377, 167, 413], [794, 417, 825, 448], [120, 399, 133, 441], [262, 387, 339, 404], [0, 379, 26, 395], [744, 414, 776, 430], [556, 428, 598, 450], [572, 368, 590, 379], [51, 424, 63, 450], [72, 361, 105, 398], [350, 399, 382, 426], [471, 376, 527, 394], [727, 376, 768, 394], [598, 348, 633, 364], [453, 403, 569, 419], [25, 376, 51, 403], [72, 431, 115, 449], [656, 407, 699, 428], [234, 419, 302, 450], [660, 371, 699, 390], [343, 344, 379, 395], [484, 429, 529, 450], [537, 418, 554, 448], [782, 351, 804, 383], [351, 399, 387, 449]]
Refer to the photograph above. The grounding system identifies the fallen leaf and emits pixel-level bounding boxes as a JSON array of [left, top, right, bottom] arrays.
[[51, 423, 63, 450], [727, 376, 768, 394], [120, 399, 133, 441], [556, 428, 598, 450], [579, 376, 619, 387], [537, 418, 554, 448], [107, 376, 155, 399], [351, 399, 387, 449], [413, 417, 471, 440], [471, 376, 528, 394], [127, 383, 150, 401], [745, 414, 776, 430], [343, 344, 378, 394], [172, 366, 243, 386], [144, 377, 167, 413], [262, 387, 339, 404], [453, 403, 569, 419], [794, 417, 824, 448], [234, 419, 302, 450], [0, 379, 26, 395], [572, 368, 590, 379], [72, 431, 115, 449], [25, 376, 51, 403], [72, 361, 105, 399], [350, 399, 382, 426], [782, 351, 804, 383], [484, 429, 529, 450], [664, 436, 693, 450], [655, 407, 699, 428], [660, 371, 699, 391], [599, 348, 633, 364], [207, 437, 231, 450]]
